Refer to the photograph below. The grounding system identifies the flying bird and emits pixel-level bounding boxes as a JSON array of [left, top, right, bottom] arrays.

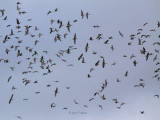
[[54, 87, 58, 97], [157, 21, 160, 27], [85, 43, 89, 52], [74, 100, 78, 104], [81, 10, 84, 19], [73, 33, 77, 44], [125, 71, 128, 77], [51, 103, 56, 108], [16, 18, 21, 25], [8, 76, 12, 82], [119, 31, 123, 37], [9, 94, 14, 104], [154, 95, 159, 98]]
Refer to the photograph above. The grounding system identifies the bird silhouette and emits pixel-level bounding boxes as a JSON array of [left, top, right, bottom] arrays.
[[54, 87, 58, 97], [9, 94, 13, 104]]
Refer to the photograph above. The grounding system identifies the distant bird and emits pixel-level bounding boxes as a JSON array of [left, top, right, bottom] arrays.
[[111, 62, 116, 66], [50, 28, 54, 34], [35, 91, 40, 94], [0, 9, 5, 16], [73, 33, 77, 44], [102, 58, 106, 68], [95, 60, 100, 66], [157, 21, 160, 27], [23, 98, 28, 101], [54, 87, 58, 97], [143, 23, 148, 26], [130, 54, 136, 59], [78, 53, 83, 61], [9, 94, 13, 104], [66, 87, 71, 89], [90, 67, 95, 72], [3, 16, 8, 20], [50, 19, 55, 24], [74, 100, 78, 104], [8, 76, 12, 82], [93, 25, 100, 28], [154, 95, 159, 99], [119, 31, 123, 37], [139, 83, 145, 88], [87, 74, 91, 78], [38, 33, 43, 38], [63, 107, 68, 110], [73, 20, 78, 22], [47, 11, 52, 15], [54, 8, 59, 12], [98, 105, 103, 110], [83, 105, 88, 108], [10, 29, 14, 36], [64, 33, 68, 38], [120, 102, 125, 106], [89, 98, 94, 101], [17, 1, 21, 4], [34, 40, 39, 46], [125, 71, 128, 77], [28, 19, 32, 21], [47, 84, 51, 87], [146, 52, 152, 61], [81, 10, 84, 19], [140, 47, 146, 54], [112, 98, 119, 104], [133, 60, 138, 66], [117, 78, 120, 82], [16, 116, 23, 120], [51, 103, 56, 108], [111, 45, 114, 51], [85, 43, 89, 52], [10, 67, 15, 71], [153, 55, 158, 62], [86, 12, 90, 19], [117, 106, 121, 109], [101, 95, 106, 100], [104, 40, 109, 44], [123, 55, 127, 57], [66, 21, 71, 32], [16, 18, 21, 25], [12, 86, 17, 90]]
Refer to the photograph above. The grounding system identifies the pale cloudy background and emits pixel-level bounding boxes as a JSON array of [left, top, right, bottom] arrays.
[[0, 0, 160, 120]]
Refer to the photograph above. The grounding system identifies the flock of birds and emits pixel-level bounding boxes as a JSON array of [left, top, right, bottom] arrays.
[[0, 1, 160, 120]]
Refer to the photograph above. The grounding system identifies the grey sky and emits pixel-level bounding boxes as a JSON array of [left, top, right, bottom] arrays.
[[0, 0, 160, 120]]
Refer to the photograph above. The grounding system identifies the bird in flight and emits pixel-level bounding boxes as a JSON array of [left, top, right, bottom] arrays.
[[119, 31, 123, 37], [0, 9, 5, 16], [66, 21, 71, 32], [51, 103, 56, 108], [8, 76, 12, 82], [9, 94, 14, 104], [98, 105, 103, 110], [73, 33, 77, 45], [16, 116, 23, 120], [86, 12, 90, 19], [81, 10, 84, 19], [154, 95, 159, 99], [74, 100, 78, 104], [124, 70, 128, 77], [54, 87, 58, 97], [157, 21, 160, 27]]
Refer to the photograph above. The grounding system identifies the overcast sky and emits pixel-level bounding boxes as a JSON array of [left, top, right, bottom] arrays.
[[0, 0, 160, 120]]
